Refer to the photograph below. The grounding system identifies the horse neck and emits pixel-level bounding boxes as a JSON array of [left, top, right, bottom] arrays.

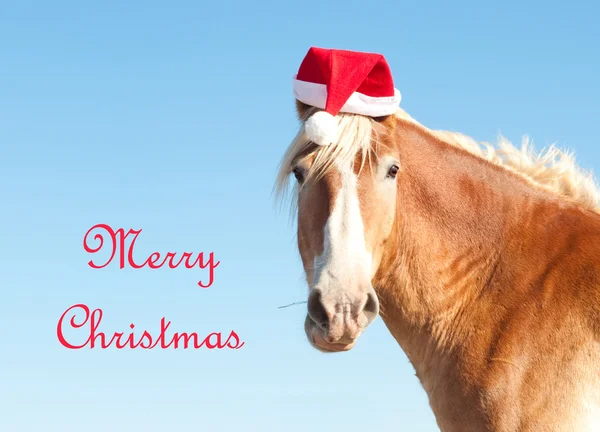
[[373, 119, 560, 381]]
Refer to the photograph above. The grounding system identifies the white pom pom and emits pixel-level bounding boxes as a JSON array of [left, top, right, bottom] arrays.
[[305, 111, 338, 146]]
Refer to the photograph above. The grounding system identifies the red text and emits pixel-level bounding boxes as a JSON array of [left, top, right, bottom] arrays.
[[57, 304, 245, 350], [83, 223, 219, 288]]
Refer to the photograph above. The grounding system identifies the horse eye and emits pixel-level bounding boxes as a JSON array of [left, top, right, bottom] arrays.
[[387, 164, 400, 179], [292, 167, 304, 183]]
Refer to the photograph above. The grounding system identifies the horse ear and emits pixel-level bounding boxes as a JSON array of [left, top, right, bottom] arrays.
[[295, 100, 312, 121], [372, 113, 398, 136]]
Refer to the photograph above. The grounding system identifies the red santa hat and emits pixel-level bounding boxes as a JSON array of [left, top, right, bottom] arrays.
[[293, 47, 401, 146]]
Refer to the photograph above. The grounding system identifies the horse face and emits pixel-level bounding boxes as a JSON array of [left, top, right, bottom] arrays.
[[293, 122, 399, 352]]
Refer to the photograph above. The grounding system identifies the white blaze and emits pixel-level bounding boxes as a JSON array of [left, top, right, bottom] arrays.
[[313, 165, 372, 298]]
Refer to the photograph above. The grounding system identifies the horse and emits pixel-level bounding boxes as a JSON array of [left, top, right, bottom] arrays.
[[275, 101, 600, 431]]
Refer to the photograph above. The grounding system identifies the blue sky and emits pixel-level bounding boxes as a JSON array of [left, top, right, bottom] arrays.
[[1, 1, 599, 431]]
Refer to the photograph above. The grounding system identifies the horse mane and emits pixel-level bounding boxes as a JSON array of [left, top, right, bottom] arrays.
[[275, 107, 600, 214]]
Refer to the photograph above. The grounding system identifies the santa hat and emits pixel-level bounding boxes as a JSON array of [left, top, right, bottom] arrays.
[[293, 47, 401, 146]]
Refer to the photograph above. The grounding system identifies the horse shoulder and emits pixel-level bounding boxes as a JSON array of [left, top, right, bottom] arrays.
[[538, 207, 600, 431], [476, 205, 600, 431]]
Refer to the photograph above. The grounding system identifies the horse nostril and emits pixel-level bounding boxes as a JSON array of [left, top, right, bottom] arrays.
[[307, 289, 330, 331], [363, 291, 380, 321]]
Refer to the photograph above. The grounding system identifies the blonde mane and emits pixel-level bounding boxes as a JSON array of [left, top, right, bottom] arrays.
[[276, 108, 600, 213]]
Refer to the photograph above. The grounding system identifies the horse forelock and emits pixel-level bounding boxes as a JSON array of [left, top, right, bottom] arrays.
[[274, 107, 379, 209]]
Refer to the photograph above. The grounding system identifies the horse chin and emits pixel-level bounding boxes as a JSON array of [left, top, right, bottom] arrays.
[[305, 316, 358, 353]]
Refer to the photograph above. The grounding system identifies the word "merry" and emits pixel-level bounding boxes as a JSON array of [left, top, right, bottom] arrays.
[[83, 223, 219, 288]]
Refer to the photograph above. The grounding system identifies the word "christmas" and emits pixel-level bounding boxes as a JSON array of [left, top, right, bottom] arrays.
[[83, 223, 219, 288], [57, 304, 244, 350]]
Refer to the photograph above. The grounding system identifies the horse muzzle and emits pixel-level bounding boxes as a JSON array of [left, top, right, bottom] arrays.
[[304, 287, 379, 353]]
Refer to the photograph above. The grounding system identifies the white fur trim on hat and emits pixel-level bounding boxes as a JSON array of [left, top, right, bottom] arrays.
[[293, 77, 401, 117]]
